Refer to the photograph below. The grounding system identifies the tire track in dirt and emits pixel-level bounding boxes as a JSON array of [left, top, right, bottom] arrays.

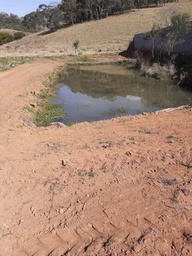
[[0, 60, 192, 256]]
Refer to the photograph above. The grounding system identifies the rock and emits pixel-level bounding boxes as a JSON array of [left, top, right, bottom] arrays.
[[181, 188, 190, 196], [31, 91, 40, 96], [50, 122, 66, 128], [59, 208, 64, 214], [61, 160, 66, 166], [30, 103, 36, 108]]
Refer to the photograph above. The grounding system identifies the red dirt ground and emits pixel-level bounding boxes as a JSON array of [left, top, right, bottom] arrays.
[[0, 59, 192, 256]]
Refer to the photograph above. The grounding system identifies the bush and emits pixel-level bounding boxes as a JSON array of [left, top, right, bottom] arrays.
[[144, 62, 176, 79], [14, 31, 25, 40], [73, 40, 79, 50], [0, 32, 14, 45], [0, 31, 26, 45]]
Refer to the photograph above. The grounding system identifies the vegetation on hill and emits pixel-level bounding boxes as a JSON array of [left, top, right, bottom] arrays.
[[144, 12, 191, 60], [135, 12, 192, 89], [1, 0, 177, 33], [0, 13, 24, 31], [0, 2, 191, 89], [0, 31, 26, 45]]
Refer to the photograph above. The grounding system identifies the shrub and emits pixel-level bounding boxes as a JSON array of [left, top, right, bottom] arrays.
[[14, 31, 25, 40], [0, 32, 14, 45], [73, 40, 79, 55]]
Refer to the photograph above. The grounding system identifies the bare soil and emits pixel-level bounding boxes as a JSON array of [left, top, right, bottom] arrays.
[[0, 58, 192, 256], [0, 1, 192, 254]]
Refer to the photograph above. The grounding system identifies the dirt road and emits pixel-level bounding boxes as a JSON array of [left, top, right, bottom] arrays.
[[0, 59, 192, 255]]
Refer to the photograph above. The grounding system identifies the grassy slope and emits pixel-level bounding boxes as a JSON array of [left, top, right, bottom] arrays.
[[0, 0, 191, 57]]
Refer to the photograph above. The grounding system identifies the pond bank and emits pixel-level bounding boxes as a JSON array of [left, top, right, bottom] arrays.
[[52, 60, 192, 125]]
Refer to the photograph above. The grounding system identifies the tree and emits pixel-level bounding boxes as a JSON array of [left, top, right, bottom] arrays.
[[73, 39, 80, 54], [22, 12, 46, 31], [49, 7, 65, 28], [76, 0, 89, 22], [37, 3, 64, 29], [161, 12, 190, 57], [0, 12, 23, 31], [60, 0, 77, 25], [144, 23, 161, 59], [122, 0, 135, 11]]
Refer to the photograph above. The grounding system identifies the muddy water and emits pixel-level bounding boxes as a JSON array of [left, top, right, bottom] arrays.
[[54, 64, 192, 124]]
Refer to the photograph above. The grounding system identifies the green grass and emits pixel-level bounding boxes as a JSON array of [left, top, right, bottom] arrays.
[[33, 68, 65, 127], [68, 54, 90, 63], [23, 67, 66, 127], [0, 56, 35, 70], [23, 105, 35, 114], [38, 90, 51, 99], [56, 67, 64, 78], [68, 53, 118, 63], [35, 102, 64, 127]]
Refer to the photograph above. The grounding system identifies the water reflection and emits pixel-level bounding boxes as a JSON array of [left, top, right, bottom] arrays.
[[54, 64, 192, 124]]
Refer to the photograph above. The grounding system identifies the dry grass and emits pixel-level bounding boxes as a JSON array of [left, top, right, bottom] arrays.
[[0, 0, 191, 57], [0, 29, 24, 35]]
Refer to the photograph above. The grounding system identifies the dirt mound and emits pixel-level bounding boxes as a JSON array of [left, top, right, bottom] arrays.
[[0, 58, 192, 255]]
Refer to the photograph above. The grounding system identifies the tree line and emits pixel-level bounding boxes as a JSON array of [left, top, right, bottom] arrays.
[[0, 0, 177, 33], [59, 0, 177, 24], [0, 13, 24, 31]]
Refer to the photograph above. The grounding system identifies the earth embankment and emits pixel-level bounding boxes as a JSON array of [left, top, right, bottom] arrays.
[[0, 59, 192, 255]]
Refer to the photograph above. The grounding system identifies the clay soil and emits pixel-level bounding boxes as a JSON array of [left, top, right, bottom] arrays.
[[0, 58, 192, 256], [0, 59, 192, 256]]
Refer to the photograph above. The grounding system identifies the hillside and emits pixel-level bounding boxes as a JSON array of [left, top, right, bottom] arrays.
[[0, 29, 23, 35], [0, 1, 191, 57]]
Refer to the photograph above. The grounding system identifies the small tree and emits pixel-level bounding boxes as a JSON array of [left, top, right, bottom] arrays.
[[60, 0, 77, 25], [22, 12, 46, 32], [73, 40, 80, 55], [144, 23, 161, 59], [161, 12, 190, 58]]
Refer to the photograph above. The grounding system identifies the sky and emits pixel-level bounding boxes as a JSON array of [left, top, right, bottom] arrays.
[[0, 0, 60, 17]]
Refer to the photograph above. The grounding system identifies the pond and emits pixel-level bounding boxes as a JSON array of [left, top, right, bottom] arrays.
[[53, 64, 192, 124]]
